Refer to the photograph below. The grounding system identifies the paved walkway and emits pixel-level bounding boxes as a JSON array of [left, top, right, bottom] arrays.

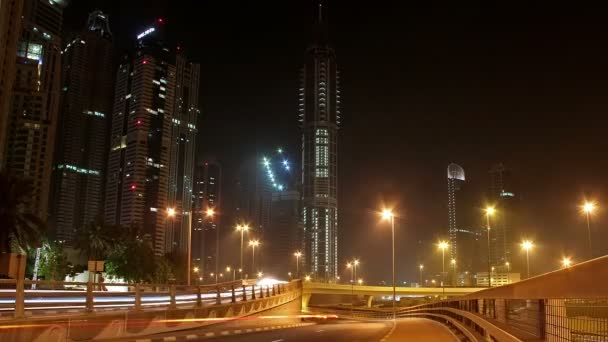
[[384, 318, 458, 342]]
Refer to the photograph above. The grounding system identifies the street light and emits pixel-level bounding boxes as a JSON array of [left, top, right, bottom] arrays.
[[451, 258, 456, 286], [236, 224, 250, 278], [505, 261, 510, 273], [226, 266, 235, 281], [205, 208, 217, 282], [257, 271, 263, 278], [419, 264, 424, 286], [294, 251, 302, 278], [521, 240, 534, 279], [381, 208, 397, 320], [249, 240, 260, 273], [438, 241, 449, 295], [305, 275, 311, 282], [562, 257, 572, 269], [358, 279, 363, 285], [582, 202, 596, 259], [485, 207, 495, 287]]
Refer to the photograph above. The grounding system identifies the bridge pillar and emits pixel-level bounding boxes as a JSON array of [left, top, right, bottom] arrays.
[[365, 295, 374, 308], [301, 293, 312, 311]]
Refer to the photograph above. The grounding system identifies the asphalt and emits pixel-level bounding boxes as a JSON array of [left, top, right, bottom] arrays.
[[128, 318, 458, 342]]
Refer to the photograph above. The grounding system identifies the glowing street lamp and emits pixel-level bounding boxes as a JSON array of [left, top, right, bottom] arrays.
[[236, 224, 250, 277], [305, 275, 311, 282], [562, 257, 572, 269], [451, 258, 456, 285], [166, 207, 176, 217], [358, 279, 363, 285], [380, 208, 397, 320], [294, 251, 302, 277], [257, 271, 263, 278], [226, 266, 235, 281], [249, 240, 260, 273], [521, 240, 534, 279], [205, 208, 217, 282], [485, 207, 495, 287], [581, 202, 596, 259], [419, 264, 424, 286]]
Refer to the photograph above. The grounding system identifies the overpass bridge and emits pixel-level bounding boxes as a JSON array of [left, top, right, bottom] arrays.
[[302, 281, 482, 309]]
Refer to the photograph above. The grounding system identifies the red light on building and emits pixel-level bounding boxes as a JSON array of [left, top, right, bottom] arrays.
[[204, 162, 208, 166], [142, 60, 148, 65], [157, 18, 164, 24], [136, 120, 142, 125], [130, 185, 137, 190]]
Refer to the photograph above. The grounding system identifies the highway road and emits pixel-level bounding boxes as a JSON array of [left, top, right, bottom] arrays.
[[129, 318, 458, 342]]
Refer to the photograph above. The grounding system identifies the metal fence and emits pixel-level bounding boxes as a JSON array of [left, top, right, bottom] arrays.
[[0, 279, 293, 319]]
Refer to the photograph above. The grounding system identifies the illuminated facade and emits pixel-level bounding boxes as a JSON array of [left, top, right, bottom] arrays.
[[105, 19, 200, 257], [447, 163, 465, 263], [489, 163, 516, 270], [300, 0, 341, 281], [51, 11, 113, 243], [4, 0, 65, 220]]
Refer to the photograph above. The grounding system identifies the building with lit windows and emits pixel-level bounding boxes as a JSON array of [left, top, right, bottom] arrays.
[[3, 0, 65, 220], [0, 0, 24, 167], [300, 0, 341, 281], [104, 19, 200, 258], [192, 161, 221, 279], [51, 11, 113, 243], [447, 163, 465, 263]]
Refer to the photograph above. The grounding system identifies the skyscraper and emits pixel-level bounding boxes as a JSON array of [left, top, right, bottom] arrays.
[[267, 190, 303, 278], [105, 19, 200, 258], [447, 163, 465, 262], [300, 0, 341, 281], [0, 0, 24, 167], [489, 163, 516, 270], [3, 0, 65, 219], [192, 161, 221, 279], [51, 11, 113, 242]]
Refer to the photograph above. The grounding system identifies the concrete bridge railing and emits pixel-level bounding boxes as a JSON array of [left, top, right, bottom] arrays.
[[396, 255, 608, 342], [0, 280, 303, 342]]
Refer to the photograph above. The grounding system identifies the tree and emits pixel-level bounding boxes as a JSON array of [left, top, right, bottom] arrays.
[[152, 256, 175, 284], [105, 224, 155, 282], [0, 171, 46, 254], [38, 241, 70, 281], [73, 217, 116, 261]]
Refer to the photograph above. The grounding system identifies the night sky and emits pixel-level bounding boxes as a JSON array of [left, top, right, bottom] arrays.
[[64, 1, 608, 283]]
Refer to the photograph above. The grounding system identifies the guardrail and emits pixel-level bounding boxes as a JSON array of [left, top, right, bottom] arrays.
[[0, 278, 293, 319]]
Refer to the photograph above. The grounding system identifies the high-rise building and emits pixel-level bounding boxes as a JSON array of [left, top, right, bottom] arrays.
[[192, 161, 221, 279], [3, 0, 65, 220], [489, 163, 516, 270], [300, 0, 341, 281], [266, 190, 303, 279], [51, 11, 113, 242], [0, 0, 25, 167], [447, 163, 465, 262], [105, 19, 200, 258], [235, 155, 272, 237]]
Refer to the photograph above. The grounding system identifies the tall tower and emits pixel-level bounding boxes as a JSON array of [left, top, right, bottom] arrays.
[[192, 161, 221, 281], [489, 162, 515, 270], [447, 163, 465, 262], [4, 0, 65, 220], [51, 10, 114, 243], [105, 19, 200, 258], [0, 0, 25, 167], [300, 0, 341, 281]]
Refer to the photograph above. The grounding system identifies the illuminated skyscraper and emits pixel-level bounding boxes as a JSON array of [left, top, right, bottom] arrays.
[[300, 0, 341, 281], [105, 19, 200, 257], [4, 0, 65, 219], [51, 11, 113, 242], [489, 163, 516, 270], [447, 163, 465, 262]]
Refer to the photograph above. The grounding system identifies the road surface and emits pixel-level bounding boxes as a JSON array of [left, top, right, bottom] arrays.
[[131, 318, 457, 341]]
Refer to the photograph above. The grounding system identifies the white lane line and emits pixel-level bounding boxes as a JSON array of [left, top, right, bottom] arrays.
[[186, 335, 197, 340], [204, 332, 215, 337], [316, 329, 325, 332], [255, 328, 261, 331], [380, 320, 397, 342], [246, 329, 253, 332], [163, 337, 176, 342], [135, 339, 151, 342], [233, 329, 242, 333], [220, 331, 229, 335], [263, 327, 269, 330], [271, 339, 284, 342]]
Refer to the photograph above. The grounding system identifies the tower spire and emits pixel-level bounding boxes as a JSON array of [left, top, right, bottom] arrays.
[[312, 0, 329, 45]]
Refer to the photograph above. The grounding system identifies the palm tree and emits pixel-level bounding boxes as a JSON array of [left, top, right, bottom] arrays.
[[0, 171, 46, 254], [73, 217, 115, 261]]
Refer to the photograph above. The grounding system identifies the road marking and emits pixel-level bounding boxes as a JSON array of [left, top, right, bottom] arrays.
[[186, 335, 197, 340], [316, 329, 325, 333], [163, 337, 176, 342], [135, 339, 151, 342], [380, 320, 397, 342], [204, 332, 215, 337], [246, 329, 253, 332], [271, 339, 284, 342], [255, 328, 261, 331], [263, 327, 269, 330], [233, 329, 242, 333], [220, 331, 229, 335]]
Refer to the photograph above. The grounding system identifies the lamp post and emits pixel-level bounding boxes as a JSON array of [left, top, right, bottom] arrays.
[[236, 224, 249, 278], [521, 240, 534, 279], [294, 251, 302, 278], [438, 241, 449, 296], [582, 202, 596, 259], [485, 207, 495, 287], [381, 209, 397, 320], [451, 258, 456, 286], [419, 264, 424, 287], [205, 208, 216, 282], [193, 266, 199, 285], [227, 266, 235, 281], [249, 240, 260, 274]]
